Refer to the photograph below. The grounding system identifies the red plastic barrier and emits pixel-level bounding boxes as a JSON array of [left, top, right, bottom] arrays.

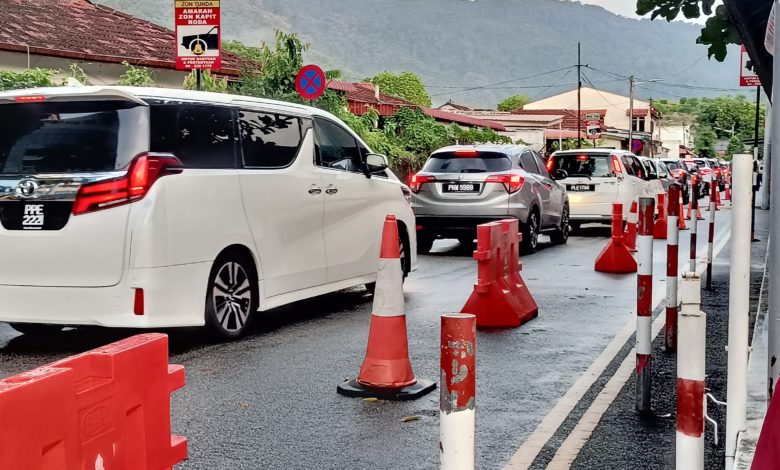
[[653, 193, 668, 240], [461, 218, 538, 329], [0, 333, 186, 470], [595, 203, 637, 274], [753, 388, 780, 469]]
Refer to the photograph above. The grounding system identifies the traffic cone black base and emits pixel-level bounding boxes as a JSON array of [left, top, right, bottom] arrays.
[[337, 378, 436, 401]]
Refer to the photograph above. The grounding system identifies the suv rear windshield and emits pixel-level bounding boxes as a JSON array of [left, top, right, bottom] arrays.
[[552, 153, 615, 178], [663, 160, 682, 171], [423, 151, 511, 173], [691, 159, 709, 169], [0, 101, 147, 175]]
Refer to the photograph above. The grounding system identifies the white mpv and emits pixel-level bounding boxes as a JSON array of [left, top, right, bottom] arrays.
[[0, 87, 416, 339]]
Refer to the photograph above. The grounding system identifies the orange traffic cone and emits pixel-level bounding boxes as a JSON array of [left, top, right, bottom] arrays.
[[715, 183, 723, 209], [678, 192, 688, 231], [725, 180, 732, 202], [624, 201, 638, 253], [337, 215, 435, 400]]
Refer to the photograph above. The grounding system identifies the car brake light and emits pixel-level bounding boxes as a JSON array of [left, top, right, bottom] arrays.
[[546, 157, 554, 172], [611, 155, 623, 179], [486, 173, 524, 193], [577, 155, 589, 161], [671, 169, 684, 178], [409, 173, 436, 193], [454, 150, 478, 157], [14, 95, 46, 102], [134, 288, 144, 316], [72, 152, 182, 215]]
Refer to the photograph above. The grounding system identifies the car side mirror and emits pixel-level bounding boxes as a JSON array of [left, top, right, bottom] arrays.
[[365, 153, 388, 177], [551, 169, 568, 180]]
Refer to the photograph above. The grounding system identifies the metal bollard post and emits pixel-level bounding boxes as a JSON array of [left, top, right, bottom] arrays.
[[726, 154, 753, 465], [440, 313, 476, 470], [676, 272, 705, 470], [637, 197, 655, 414], [666, 185, 680, 352], [690, 182, 699, 273], [706, 181, 716, 290]]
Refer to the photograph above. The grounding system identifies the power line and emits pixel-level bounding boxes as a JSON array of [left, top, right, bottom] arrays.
[[584, 65, 743, 93], [580, 72, 630, 110], [531, 69, 573, 99], [429, 65, 578, 97]]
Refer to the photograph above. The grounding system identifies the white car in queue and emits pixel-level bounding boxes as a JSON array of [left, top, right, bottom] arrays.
[[547, 149, 652, 229], [0, 86, 415, 340]]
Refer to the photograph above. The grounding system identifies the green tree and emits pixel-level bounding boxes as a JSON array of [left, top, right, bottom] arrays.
[[183, 70, 228, 92], [635, 0, 738, 60], [0, 68, 57, 91], [694, 125, 718, 158], [368, 71, 432, 107], [727, 134, 744, 156], [117, 61, 155, 86], [497, 94, 531, 112], [233, 31, 308, 102]]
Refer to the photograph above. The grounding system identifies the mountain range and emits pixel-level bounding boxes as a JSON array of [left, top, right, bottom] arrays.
[[98, 0, 743, 107]]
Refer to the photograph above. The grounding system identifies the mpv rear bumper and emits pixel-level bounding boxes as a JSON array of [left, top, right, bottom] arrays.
[[0, 263, 210, 328]]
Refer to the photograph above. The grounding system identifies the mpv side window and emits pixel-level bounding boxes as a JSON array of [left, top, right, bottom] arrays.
[[238, 110, 302, 168], [150, 104, 236, 169], [620, 156, 636, 176], [314, 117, 363, 173], [519, 151, 539, 174]]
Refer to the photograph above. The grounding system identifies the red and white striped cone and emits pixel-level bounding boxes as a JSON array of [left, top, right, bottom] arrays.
[[676, 273, 705, 470], [337, 215, 435, 400], [637, 197, 655, 414], [666, 185, 680, 352], [725, 178, 732, 202], [715, 181, 723, 209], [678, 191, 688, 231], [706, 182, 716, 291], [440, 313, 476, 470], [686, 179, 695, 221], [624, 200, 638, 253]]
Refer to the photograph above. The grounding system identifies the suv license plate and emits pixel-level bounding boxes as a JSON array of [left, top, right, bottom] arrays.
[[568, 184, 594, 192], [443, 183, 479, 193]]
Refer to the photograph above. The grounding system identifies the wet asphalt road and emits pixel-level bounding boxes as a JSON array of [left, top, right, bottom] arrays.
[[0, 210, 734, 469]]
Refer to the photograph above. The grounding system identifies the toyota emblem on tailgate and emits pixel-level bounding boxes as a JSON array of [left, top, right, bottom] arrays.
[[15, 180, 38, 198]]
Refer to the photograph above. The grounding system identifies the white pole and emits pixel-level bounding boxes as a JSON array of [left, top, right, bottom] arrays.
[[761, 98, 771, 210], [769, 0, 780, 413], [677, 272, 705, 470], [725, 154, 754, 466]]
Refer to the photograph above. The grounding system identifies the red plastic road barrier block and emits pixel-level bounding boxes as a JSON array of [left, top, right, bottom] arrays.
[[461, 218, 538, 329], [752, 388, 780, 469], [595, 203, 637, 274], [0, 333, 186, 470], [653, 193, 668, 240]]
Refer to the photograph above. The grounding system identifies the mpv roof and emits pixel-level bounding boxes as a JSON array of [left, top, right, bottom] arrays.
[[0, 85, 334, 118]]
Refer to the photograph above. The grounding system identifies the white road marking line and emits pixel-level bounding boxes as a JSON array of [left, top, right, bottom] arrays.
[[503, 216, 731, 470]]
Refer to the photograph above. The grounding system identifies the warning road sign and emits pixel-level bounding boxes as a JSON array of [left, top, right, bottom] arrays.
[[740, 45, 760, 87], [296, 65, 326, 101], [175, 0, 221, 71]]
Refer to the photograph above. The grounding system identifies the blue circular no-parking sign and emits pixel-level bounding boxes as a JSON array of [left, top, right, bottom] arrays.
[[296, 65, 326, 101]]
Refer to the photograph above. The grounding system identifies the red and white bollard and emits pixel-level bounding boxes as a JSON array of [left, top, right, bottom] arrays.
[[440, 313, 476, 470], [689, 182, 699, 273], [676, 272, 705, 470], [666, 185, 680, 352], [637, 197, 655, 413], [625, 200, 638, 253], [706, 181, 717, 291]]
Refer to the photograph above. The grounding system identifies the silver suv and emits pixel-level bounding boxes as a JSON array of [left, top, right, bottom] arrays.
[[410, 144, 569, 254]]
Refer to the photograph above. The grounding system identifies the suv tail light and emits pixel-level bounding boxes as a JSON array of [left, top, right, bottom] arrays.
[[409, 174, 436, 193], [546, 157, 555, 172], [670, 169, 685, 179], [611, 155, 624, 180], [73, 152, 183, 215], [486, 173, 524, 193]]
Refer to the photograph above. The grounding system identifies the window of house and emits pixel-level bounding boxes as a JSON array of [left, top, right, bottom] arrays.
[[632, 116, 646, 133], [238, 110, 302, 168]]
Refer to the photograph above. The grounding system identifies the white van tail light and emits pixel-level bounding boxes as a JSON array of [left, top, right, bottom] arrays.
[[611, 155, 624, 180], [133, 288, 144, 316], [73, 153, 182, 215]]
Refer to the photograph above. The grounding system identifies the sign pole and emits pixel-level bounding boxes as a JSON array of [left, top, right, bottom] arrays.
[[196, 70, 202, 92]]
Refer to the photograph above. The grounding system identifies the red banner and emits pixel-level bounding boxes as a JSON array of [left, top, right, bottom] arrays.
[[175, 0, 221, 71]]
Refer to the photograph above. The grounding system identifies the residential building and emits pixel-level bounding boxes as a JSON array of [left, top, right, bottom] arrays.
[[0, 0, 241, 87], [659, 124, 695, 159]]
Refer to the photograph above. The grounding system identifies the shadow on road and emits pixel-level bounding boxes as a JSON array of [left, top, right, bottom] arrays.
[[1, 288, 373, 357]]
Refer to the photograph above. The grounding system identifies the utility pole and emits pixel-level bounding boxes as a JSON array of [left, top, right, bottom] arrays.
[[628, 76, 635, 154], [578, 42, 582, 148]]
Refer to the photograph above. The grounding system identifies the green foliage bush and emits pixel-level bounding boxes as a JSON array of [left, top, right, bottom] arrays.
[[0, 68, 57, 91]]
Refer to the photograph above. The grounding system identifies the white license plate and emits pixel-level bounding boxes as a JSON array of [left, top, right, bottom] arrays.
[[569, 184, 594, 192], [444, 183, 479, 193]]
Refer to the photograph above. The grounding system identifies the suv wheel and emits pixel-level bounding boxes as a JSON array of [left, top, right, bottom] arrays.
[[8, 323, 63, 336], [205, 252, 258, 341], [521, 210, 540, 254], [550, 204, 570, 245]]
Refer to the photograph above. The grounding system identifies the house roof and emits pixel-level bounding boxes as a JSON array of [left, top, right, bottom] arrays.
[[0, 0, 241, 76], [724, 0, 772, 95], [422, 107, 506, 131], [512, 109, 607, 131], [326, 80, 359, 93], [437, 100, 472, 111]]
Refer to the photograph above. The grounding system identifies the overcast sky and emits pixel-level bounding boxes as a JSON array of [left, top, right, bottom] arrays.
[[572, 0, 718, 24]]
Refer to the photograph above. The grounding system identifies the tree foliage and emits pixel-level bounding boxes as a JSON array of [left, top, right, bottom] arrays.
[[0, 68, 57, 91], [232, 31, 308, 102], [368, 71, 432, 107], [497, 94, 531, 112], [635, 0, 740, 61], [183, 70, 228, 92], [117, 61, 155, 86]]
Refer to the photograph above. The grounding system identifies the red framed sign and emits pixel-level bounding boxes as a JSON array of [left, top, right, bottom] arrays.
[[175, 0, 221, 71]]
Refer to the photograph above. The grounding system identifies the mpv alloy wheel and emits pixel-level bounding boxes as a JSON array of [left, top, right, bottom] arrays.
[[206, 254, 257, 340]]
